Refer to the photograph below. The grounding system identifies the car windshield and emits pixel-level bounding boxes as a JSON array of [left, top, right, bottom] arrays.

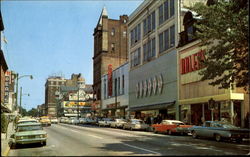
[[117, 119, 126, 122], [18, 120, 37, 124], [172, 122, 184, 125], [17, 125, 43, 132], [221, 124, 239, 129], [133, 120, 144, 124]]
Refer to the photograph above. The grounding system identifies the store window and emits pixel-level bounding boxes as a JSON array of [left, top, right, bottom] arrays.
[[111, 28, 115, 36]]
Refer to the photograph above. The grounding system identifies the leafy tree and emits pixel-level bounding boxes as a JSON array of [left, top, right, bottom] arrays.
[[20, 106, 28, 117], [27, 108, 39, 117], [191, 0, 249, 91]]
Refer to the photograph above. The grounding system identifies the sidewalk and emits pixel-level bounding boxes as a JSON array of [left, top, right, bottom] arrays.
[[1, 122, 15, 156]]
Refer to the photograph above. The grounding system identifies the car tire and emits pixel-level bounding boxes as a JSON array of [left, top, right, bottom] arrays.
[[123, 126, 126, 130], [153, 128, 157, 134], [236, 138, 242, 143], [192, 131, 198, 139], [130, 127, 133, 131], [42, 141, 47, 146], [215, 134, 222, 142]]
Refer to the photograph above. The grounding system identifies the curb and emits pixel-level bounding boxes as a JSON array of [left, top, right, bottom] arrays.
[[2, 144, 10, 157]]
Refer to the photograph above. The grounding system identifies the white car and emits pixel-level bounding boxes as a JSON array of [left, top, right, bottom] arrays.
[[98, 118, 114, 127], [68, 117, 80, 125], [50, 118, 58, 124], [110, 119, 127, 128]]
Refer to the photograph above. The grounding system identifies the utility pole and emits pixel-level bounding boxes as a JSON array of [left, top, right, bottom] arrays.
[[19, 87, 22, 116]]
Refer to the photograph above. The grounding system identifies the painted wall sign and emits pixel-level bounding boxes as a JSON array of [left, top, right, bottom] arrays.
[[108, 64, 113, 96], [148, 78, 152, 96], [153, 76, 158, 95], [143, 80, 148, 97], [140, 81, 143, 98], [158, 74, 163, 94], [180, 49, 205, 74]]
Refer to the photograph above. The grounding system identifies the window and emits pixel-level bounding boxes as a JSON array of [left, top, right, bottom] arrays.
[[143, 11, 155, 36], [111, 28, 115, 36], [143, 38, 155, 62], [130, 23, 141, 46], [122, 75, 125, 94], [159, 5, 164, 25], [164, 29, 169, 50], [170, 0, 175, 17], [123, 31, 127, 37], [118, 77, 120, 95], [164, 0, 169, 21], [123, 19, 127, 23], [159, 0, 175, 25], [152, 38, 156, 57], [159, 25, 175, 53], [170, 25, 175, 47], [131, 47, 141, 68], [111, 43, 115, 51], [159, 32, 164, 53]]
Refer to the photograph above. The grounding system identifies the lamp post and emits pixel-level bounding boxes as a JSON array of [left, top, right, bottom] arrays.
[[19, 87, 30, 116], [15, 74, 33, 113]]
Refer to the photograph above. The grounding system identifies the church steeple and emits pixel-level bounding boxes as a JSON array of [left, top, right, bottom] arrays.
[[97, 6, 108, 26]]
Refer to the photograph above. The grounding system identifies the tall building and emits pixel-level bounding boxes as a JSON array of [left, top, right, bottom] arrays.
[[127, 0, 205, 120], [44, 74, 87, 117], [45, 76, 66, 117], [92, 7, 128, 115]]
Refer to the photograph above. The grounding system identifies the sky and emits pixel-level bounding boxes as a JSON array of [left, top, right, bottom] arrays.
[[1, 0, 143, 111]]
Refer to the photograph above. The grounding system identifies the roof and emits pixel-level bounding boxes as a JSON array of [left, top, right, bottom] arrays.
[[97, 7, 108, 26], [17, 122, 42, 127]]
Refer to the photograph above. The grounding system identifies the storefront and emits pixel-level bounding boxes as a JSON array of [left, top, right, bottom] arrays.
[[178, 40, 248, 127]]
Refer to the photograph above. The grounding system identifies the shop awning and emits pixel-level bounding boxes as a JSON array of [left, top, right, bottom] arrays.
[[101, 105, 128, 111], [129, 101, 176, 112]]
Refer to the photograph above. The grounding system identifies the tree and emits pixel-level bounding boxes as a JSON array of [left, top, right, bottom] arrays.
[[191, 0, 249, 91], [27, 108, 39, 117], [20, 106, 28, 117]]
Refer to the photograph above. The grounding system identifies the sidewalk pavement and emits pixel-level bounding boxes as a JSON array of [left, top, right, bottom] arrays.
[[1, 122, 15, 156]]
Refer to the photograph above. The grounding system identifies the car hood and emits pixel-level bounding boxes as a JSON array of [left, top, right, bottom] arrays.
[[15, 130, 47, 136]]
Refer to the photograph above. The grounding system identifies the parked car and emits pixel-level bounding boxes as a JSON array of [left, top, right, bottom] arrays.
[[60, 117, 69, 123], [189, 121, 250, 142], [79, 117, 96, 125], [123, 119, 149, 131], [110, 119, 127, 128], [50, 117, 58, 124], [98, 118, 114, 127], [39, 116, 51, 126], [17, 118, 38, 124], [68, 117, 80, 125], [152, 120, 193, 135], [9, 122, 47, 148]]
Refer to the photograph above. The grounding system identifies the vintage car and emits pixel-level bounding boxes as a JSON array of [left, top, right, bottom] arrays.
[[17, 118, 38, 124], [110, 119, 127, 128], [9, 122, 47, 148], [98, 118, 114, 127], [68, 117, 80, 125], [39, 116, 51, 126], [50, 117, 58, 124], [189, 121, 250, 142], [123, 119, 149, 131], [152, 120, 193, 135]]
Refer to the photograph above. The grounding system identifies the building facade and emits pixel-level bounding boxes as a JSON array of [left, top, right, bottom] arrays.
[[101, 62, 129, 118], [128, 0, 181, 120], [177, 8, 249, 128], [45, 76, 66, 117], [92, 7, 129, 115]]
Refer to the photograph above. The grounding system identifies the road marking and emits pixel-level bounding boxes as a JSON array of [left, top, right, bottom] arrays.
[[122, 143, 161, 155], [88, 134, 103, 139]]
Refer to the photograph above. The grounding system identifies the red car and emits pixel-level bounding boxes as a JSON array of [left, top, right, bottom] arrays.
[[152, 120, 193, 135]]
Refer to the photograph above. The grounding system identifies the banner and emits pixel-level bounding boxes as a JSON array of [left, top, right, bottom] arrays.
[[108, 64, 113, 96]]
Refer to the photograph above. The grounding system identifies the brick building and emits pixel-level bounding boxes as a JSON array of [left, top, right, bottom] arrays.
[[92, 7, 128, 115]]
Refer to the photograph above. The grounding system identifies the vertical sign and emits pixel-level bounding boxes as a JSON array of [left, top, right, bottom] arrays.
[[4, 71, 11, 103], [108, 64, 113, 96]]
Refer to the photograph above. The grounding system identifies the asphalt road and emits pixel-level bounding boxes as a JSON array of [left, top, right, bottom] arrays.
[[8, 123, 250, 156]]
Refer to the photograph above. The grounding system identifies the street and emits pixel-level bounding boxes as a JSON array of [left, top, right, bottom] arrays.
[[8, 123, 250, 156]]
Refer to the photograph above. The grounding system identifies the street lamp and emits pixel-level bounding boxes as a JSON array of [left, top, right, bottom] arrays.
[[15, 74, 33, 112], [19, 86, 30, 116]]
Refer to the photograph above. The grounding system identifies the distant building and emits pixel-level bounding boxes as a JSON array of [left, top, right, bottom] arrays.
[[101, 62, 129, 118], [93, 7, 128, 115], [45, 76, 66, 117]]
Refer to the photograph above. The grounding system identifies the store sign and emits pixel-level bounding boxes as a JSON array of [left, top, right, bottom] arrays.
[[63, 101, 90, 108], [108, 64, 113, 96], [135, 74, 163, 98], [180, 50, 205, 74]]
